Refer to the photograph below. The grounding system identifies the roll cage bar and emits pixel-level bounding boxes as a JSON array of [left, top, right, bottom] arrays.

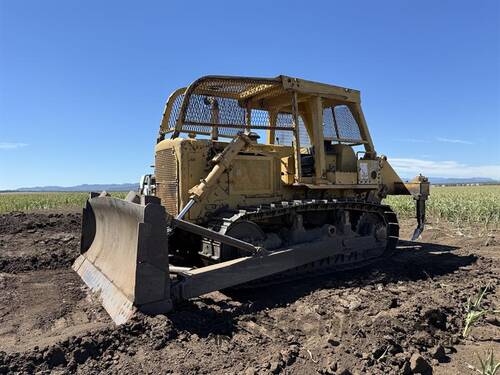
[[157, 75, 376, 157]]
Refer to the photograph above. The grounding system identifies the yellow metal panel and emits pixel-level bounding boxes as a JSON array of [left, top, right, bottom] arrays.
[[229, 155, 274, 195], [280, 156, 295, 185], [335, 172, 358, 185]]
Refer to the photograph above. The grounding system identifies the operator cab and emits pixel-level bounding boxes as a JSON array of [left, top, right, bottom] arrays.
[[157, 75, 377, 187]]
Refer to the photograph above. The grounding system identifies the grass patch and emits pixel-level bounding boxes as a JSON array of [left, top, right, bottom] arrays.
[[0, 192, 127, 213], [473, 350, 500, 375], [384, 185, 500, 227], [462, 284, 499, 338], [2, 186, 499, 224], [463, 284, 491, 337]]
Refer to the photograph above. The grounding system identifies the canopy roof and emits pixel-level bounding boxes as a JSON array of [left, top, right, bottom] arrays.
[[158, 75, 361, 140]]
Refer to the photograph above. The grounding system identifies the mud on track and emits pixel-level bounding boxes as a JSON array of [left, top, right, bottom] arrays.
[[0, 211, 498, 374]]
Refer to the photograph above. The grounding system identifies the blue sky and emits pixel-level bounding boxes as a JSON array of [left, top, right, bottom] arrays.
[[0, 0, 499, 189]]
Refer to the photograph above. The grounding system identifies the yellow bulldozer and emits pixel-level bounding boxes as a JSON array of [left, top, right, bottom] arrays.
[[73, 75, 429, 324]]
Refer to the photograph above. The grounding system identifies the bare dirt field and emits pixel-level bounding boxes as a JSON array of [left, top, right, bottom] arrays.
[[0, 210, 498, 374]]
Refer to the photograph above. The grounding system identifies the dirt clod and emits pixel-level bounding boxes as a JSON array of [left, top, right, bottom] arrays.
[[431, 344, 447, 363], [43, 345, 66, 368], [410, 353, 432, 374], [401, 360, 412, 375], [336, 367, 352, 375]]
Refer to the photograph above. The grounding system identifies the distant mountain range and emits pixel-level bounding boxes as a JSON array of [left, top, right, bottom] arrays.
[[4, 177, 498, 192], [419, 177, 498, 185], [12, 183, 139, 192]]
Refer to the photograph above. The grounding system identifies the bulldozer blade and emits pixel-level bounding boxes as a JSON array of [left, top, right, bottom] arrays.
[[72, 195, 172, 324]]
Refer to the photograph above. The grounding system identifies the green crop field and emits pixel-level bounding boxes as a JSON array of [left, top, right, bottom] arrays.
[[384, 185, 500, 227], [1, 186, 499, 227], [0, 192, 127, 213]]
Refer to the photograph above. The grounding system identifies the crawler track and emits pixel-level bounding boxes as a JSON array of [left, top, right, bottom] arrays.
[[202, 199, 399, 287]]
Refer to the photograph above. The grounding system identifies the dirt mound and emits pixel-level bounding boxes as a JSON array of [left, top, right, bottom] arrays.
[[0, 212, 81, 273], [1, 215, 499, 374], [2, 314, 174, 374]]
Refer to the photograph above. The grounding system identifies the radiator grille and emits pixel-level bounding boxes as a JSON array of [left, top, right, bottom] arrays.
[[155, 148, 178, 216]]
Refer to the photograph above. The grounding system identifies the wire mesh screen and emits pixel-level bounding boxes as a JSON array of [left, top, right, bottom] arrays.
[[251, 110, 270, 127], [275, 114, 310, 147], [167, 93, 185, 130], [333, 105, 362, 141], [322, 105, 363, 143], [275, 106, 362, 147], [161, 77, 363, 144], [194, 78, 277, 99], [323, 107, 337, 139], [162, 77, 293, 138], [183, 95, 245, 136], [275, 113, 293, 146], [181, 96, 277, 137]]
